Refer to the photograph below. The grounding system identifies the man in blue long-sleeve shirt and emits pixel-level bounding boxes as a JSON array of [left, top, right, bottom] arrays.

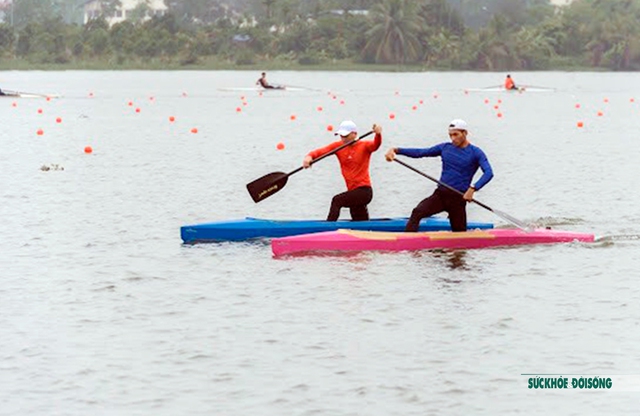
[[385, 119, 493, 232]]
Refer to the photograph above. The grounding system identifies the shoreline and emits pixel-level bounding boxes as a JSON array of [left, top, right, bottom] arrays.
[[0, 58, 607, 72]]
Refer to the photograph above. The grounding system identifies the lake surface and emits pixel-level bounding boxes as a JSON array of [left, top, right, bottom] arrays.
[[2, 70, 640, 415]]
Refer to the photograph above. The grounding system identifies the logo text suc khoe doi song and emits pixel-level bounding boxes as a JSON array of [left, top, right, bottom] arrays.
[[528, 376, 612, 389]]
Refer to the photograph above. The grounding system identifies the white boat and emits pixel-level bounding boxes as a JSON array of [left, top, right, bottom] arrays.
[[1, 90, 61, 99], [466, 86, 555, 93], [218, 86, 310, 92]]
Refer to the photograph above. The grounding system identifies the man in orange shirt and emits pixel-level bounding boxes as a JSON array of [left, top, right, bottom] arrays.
[[505, 74, 518, 90], [303, 121, 382, 221]]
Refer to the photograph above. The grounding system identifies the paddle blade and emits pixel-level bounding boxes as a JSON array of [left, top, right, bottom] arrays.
[[246, 172, 289, 203], [490, 207, 531, 231]]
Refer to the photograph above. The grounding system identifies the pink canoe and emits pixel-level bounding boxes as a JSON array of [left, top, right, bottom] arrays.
[[271, 228, 595, 257]]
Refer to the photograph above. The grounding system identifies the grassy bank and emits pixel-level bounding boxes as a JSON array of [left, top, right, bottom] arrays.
[[0, 56, 600, 72], [0, 57, 429, 71]]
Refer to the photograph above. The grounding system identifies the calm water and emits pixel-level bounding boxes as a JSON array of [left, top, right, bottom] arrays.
[[2, 71, 640, 415]]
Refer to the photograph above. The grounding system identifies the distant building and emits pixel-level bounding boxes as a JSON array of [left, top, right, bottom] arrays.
[[83, 0, 167, 25], [549, 0, 573, 6], [327, 9, 369, 16], [0, 0, 10, 23]]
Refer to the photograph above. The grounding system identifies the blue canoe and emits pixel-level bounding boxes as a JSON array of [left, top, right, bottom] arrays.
[[180, 217, 494, 243]]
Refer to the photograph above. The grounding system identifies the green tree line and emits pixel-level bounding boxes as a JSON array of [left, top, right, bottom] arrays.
[[1, 0, 639, 70]]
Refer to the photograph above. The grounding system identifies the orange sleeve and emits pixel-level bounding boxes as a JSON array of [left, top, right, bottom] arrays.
[[366, 133, 382, 152], [308, 141, 342, 160]]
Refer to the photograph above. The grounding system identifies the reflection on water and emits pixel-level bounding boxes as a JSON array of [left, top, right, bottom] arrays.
[[444, 251, 468, 270], [430, 250, 469, 272]]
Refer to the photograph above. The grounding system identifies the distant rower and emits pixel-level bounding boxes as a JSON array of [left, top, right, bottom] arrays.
[[504, 74, 518, 91], [256, 72, 284, 90]]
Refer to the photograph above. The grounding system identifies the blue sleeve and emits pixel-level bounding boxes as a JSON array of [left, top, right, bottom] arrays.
[[397, 143, 445, 158], [472, 148, 494, 191]]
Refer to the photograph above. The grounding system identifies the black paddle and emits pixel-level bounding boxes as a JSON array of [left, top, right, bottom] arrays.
[[247, 130, 374, 203], [392, 158, 530, 231]]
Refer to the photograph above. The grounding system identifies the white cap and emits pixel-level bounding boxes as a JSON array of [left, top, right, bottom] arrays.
[[335, 120, 358, 136], [448, 119, 468, 131]]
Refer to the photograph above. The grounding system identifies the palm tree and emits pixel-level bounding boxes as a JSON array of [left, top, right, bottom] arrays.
[[465, 15, 516, 70], [363, 0, 424, 64], [512, 26, 556, 69], [263, 0, 276, 19]]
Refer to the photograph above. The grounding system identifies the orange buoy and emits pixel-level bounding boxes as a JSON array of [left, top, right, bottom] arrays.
[[190, 128, 198, 134], [317, 106, 323, 111], [276, 142, 285, 150], [497, 112, 503, 118], [577, 121, 584, 128], [37, 109, 43, 114], [84, 146, 93, 154], [37, 129, 44, 135], [484, 99, 489, 104], [339, 100, 345, 105], [419, 100, 424, 104], [389, 113, 396, 120], [597, 111, 603, 116], [169, 116, 175, 122], [135, 108, 141, 113], [326, 125, 334, 132], [412, 105, 417, 110], [290, 115, 296, 121], [575, 103, 581, 109], [128, 101, 133, 106], [56, 117, 62, 123]]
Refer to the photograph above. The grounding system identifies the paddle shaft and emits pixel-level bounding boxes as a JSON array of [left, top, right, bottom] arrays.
[[281, 130, 374, 177], [392, 158, 477, 200], [393, 158, 529, 230], [520, 85, 554, 89], [284, 84, 323, 92], [309, 130, 374, 165]]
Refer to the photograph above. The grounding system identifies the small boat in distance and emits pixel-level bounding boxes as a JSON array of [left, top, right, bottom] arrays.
[[218, 86, 308, 92], [0, 89, 61, 99], [466, 85, 555, 93]]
